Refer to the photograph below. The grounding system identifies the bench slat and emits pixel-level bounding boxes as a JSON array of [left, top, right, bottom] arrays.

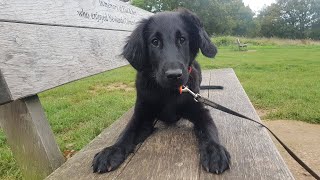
[[200, 69, 294, 179], [0, 22, 130, 104], [116, 122, 200, 180], [0, 0, 151, 32], [0, 0, 152, 105], [46, 69, 294, 179]]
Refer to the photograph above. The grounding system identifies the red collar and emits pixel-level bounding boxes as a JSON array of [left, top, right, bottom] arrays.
[[188, 66, 192, 73], [179, 66, 192, 94]]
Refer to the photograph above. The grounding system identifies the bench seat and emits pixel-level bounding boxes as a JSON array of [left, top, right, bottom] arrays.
[[46, 68, 294, 180]]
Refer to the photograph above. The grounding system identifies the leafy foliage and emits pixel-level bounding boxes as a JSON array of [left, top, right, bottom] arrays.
[[132, 0, 257, 36], [258, 0, 320, 39], [132, 0, 320, 39]]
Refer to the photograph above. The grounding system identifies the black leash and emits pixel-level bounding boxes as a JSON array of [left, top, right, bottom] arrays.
[[180, 86, 320, 180], [200, 85, 224, 90]]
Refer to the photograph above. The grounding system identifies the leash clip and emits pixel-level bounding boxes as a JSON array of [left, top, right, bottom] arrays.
[[180, 86, 201, 102]]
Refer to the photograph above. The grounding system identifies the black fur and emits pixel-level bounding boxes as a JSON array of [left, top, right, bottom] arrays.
[[92, 9, 230, 174]]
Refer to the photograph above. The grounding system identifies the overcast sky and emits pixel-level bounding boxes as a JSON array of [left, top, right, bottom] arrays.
[[243, 0, 276, 13]]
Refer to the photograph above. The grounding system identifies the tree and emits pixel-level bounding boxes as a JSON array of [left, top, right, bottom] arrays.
[[278, 0, 320, 38], [132, 0, 184, 12], [223, 1, 255, 36], [132, 0, 320, 39], [309, 22, 320, 39], [258, 4, 282, 38], [258, 0, 320, 39], [131, 0, 255, 36]]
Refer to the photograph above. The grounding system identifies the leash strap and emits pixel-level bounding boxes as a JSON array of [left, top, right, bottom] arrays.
[[181, 86, 320, 179]]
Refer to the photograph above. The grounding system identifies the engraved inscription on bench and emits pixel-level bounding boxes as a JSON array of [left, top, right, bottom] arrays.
[[0, 0, 152, 103], [0, 0, 152, 31], [77, 0, 139, 26]]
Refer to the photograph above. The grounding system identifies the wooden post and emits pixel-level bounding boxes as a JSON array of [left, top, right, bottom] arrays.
[[0, 95, 65, 180], [0, 69, 12, 105]]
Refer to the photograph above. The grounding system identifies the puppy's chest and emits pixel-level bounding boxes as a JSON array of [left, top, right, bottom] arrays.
[[157, 101, 181, 123], [156, 95, 188, 123]]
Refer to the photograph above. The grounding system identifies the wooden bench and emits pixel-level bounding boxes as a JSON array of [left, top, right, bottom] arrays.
[[46, 69, 294, 179], [237, 38, 248, 51], [0, 0, 151, 179], [0, 1, 293, 180]]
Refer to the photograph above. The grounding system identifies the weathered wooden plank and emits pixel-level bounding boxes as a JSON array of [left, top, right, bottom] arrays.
[[0, 95, 65, 180], [0, 69, 12, 105], [0, 22, 131, 104], [200, 68, 294, 179], [115, 121, 200, 180], [46, 69, 294, 179], [0, 0, 152, 32], [200, 68, 210, 99]]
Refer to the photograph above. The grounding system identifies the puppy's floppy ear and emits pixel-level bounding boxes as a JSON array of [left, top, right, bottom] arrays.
[[179, 9, 217, 58], [198, 26, 217, 58], [122, 19, 148, 71]]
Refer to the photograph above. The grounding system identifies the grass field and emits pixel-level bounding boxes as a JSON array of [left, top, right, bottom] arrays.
[[1, 38, 320, 179], [198, 45, 320, 123]]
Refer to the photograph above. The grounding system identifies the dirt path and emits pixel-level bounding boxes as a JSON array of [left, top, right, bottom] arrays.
[[263, 120, 320, 180]]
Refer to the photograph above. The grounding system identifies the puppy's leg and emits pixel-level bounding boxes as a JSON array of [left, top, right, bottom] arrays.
[[184, 103, 230, 174], [92, 103, 155, 173]]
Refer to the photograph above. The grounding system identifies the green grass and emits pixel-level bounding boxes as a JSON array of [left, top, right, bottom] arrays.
[[0, 133, 22, 180], [39, 66, 137, 151], [1, 40, 320, 179], [0, 66, 138, 180], [214, 36, 320, 46], [198, 45, 320, 123]]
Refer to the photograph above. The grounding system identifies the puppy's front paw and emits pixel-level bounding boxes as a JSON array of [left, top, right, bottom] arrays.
[[200, 142, 230, 174], [92, 146, 126, 173]]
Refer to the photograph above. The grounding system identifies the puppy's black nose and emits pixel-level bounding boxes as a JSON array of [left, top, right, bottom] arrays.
[[165, 69, 182, 79]]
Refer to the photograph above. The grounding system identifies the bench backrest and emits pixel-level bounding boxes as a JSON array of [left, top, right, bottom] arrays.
[[0, 0, 152, 105]]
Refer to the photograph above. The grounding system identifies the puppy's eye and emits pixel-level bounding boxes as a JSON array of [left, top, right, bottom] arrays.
[[151, 38, 160, 47], [178, 37, 185, 44]]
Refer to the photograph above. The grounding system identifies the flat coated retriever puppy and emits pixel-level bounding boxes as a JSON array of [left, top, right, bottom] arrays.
[[92, 9, 230, 174]]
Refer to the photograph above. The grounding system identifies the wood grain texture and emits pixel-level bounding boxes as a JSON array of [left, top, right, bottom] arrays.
[[0, 0, 152, 31], [0, 0, 152, 104], [0, 95, 65, 180], [0, 22, 131, 103], [200, 69, 294, 180], [46, 69, 294, 180], [115, 121, 200, 180]]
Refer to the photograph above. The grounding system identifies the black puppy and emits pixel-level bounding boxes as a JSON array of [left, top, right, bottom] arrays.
[[92, 9, 230, 174]]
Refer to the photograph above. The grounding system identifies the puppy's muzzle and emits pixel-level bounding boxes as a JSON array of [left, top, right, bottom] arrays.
[[165, 69, 183, 79]]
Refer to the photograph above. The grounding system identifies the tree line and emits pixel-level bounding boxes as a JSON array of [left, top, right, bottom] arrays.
[[131, 0, 320, 40]]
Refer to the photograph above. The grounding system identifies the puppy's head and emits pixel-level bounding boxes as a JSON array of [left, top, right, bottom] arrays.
[[122, 9, 217, 89]]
